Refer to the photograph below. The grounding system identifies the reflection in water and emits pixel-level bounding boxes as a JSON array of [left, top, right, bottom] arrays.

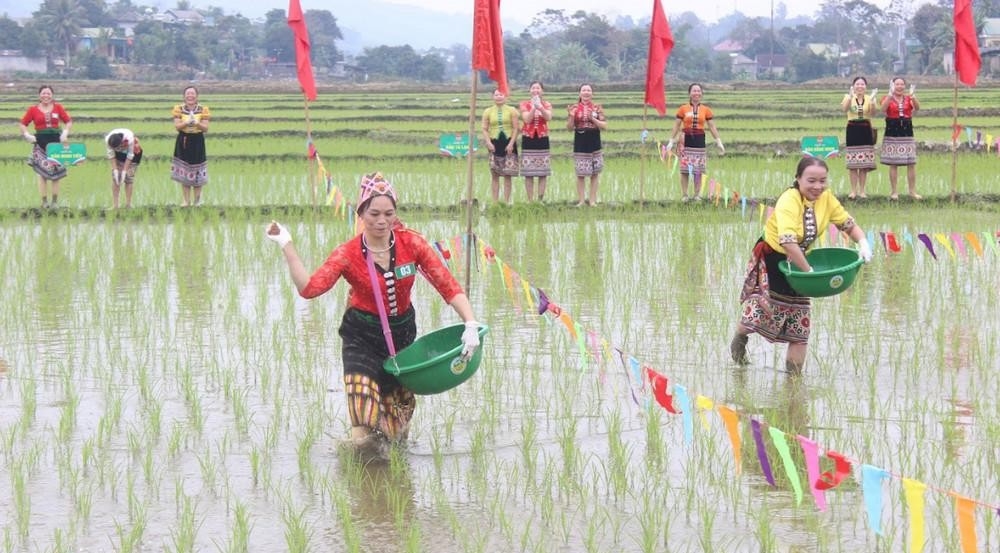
[[731, 369, 812, 488], [337, 448, 416, 551]]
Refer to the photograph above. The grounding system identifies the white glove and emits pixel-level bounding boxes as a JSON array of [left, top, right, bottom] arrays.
[[187, 115, 196, 126], [111, 169, 120, 185], [870, 88, 878, 100], [460, 321, 481, 360], [909, 84, 916, 96], [59, 130, 68, 142], [665, 140, 675, 151], [532, 96, 541, 108], [23, 133, 36, 144], [858, 238, 873, 263], [265, 221, 292, 248], [716, 138, 725, 154]]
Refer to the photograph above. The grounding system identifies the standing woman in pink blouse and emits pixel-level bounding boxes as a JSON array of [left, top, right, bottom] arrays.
[[519, 81, 553, 202], [567, 83, 608, 206]]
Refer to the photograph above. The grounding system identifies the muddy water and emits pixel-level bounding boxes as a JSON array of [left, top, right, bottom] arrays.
[[0, 210, 996, 552]]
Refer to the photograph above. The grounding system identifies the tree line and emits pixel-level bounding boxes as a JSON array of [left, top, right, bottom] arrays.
[[0, 0, 994, 83]]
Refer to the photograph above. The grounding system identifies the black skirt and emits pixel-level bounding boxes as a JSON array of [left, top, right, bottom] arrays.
[[338, 307, 417, 396]]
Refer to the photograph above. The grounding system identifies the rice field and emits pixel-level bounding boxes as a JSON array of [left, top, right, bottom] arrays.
[[0, 82, 998, 552]]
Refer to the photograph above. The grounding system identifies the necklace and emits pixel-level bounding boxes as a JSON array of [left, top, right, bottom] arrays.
[[362, 232, 394, 253]]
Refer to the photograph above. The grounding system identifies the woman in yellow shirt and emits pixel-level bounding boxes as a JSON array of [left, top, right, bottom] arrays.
[[481, 88, 520, 204], [730, 157, 872, 374], [840, 76, 877, 199]]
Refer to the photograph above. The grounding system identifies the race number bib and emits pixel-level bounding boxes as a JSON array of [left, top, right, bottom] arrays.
[[394, 263, 416, 280]]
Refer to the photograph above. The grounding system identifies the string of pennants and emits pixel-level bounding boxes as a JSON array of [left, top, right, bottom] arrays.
[[305, 138, 349, 217], [426, 232, 999, 553], [951, 123, 1000, 154]]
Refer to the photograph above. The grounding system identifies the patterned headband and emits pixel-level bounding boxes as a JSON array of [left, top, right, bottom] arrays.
[[357, 172, 397, 211]]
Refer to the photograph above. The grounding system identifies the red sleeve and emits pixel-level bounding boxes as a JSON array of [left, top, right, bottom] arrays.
[[300, 243, 351, 299], [409, 231, 463, 304], [20, 106, 37, 127], [55, 104, 71, 124]]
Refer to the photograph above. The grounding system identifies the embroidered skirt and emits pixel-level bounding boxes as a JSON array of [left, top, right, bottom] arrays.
[[880, 118, 917, 166], [28, 134, 67, 181], [489, 136, 519, 177], [573, 129, 603, 176], [739, 244, 811, 345], [171, 132, 209, 187], [520, 135, 551, 177], [845, 121, 876, 171], [338, 307, 417, 439]]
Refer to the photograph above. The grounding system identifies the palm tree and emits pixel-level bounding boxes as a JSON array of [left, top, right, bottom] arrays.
[[35, 0, 86, 68]]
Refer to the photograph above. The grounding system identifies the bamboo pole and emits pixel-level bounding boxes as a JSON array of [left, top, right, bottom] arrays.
[[304, 97, 317, 208], [463, 74, 480, 292], [640, 105, 648, 206], [950, 73, 958, 203]]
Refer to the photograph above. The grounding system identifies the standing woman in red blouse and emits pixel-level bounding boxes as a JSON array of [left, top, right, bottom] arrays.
[[519, 81, 553, 202], [567, 83, 608, 206], [266, 172, 481, 452], [18, 85, 73, 208], [879, 77, 921, 200]]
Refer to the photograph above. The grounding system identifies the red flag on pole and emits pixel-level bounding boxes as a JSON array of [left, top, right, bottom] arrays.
[[472, 0, 508, 95], [954, 0, 981, 86], [287, 0, 317, 101], [644, 0, 674, 116]]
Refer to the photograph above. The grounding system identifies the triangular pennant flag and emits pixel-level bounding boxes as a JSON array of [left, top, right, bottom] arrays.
[[768, 426, 803, 505], [695, 395, 714, 431], [751, 419, 776, 486], [952, 493, 978, 553], [917, 233, 937, 259], [674, 385, 693, 445], [964, 232, 984, 257], [933, 232, 956, 258], [902, 478, 927, 553], [644, 367, 679, 413], [951, 232, 967, 258], [796, 435, 827, 511], [886, 231, 902, 253], [816, 451, 852, 490], [861, 464, 889, 535], [717, 406, 741, 475]]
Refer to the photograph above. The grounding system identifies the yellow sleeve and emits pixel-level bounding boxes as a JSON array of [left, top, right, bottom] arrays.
[[171, 105, 183, 118], [767, 189, 803, 251]]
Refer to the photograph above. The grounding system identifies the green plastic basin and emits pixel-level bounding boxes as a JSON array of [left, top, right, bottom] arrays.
[[384, 323, 489, 395], [778, 247, 864, 297]]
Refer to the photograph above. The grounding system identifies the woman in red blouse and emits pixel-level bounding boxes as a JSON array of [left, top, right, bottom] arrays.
[[266, 173, 481, 452], [566, 83, 608, 206], [519, 81, 553, 202], [18, 85, 73, 208], [879, 77, 921, 200]]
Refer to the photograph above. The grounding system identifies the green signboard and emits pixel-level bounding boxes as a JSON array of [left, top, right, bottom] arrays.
[[439, 133, 478, 157], [801, 136, 839, 158], [45, 142, 87, 166]]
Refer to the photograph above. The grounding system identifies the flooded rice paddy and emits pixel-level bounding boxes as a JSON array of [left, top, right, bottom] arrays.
[[0, 206, 997, 552]]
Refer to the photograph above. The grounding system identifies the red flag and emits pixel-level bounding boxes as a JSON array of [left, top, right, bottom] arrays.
[[472, 0, 508, 95], [954, 0, 981, 86], [644, 0, 674, 116], [287, 0, 317, 101]]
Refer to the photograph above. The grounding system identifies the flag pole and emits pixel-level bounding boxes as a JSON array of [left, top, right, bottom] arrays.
[[950, 73, 958, 203], [304, 97, 317, 208], [463, 75, 479, 292], [640, 106, 648, 206]]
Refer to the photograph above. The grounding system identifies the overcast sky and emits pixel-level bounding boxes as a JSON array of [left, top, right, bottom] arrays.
[[0, 0, 901, 25]]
